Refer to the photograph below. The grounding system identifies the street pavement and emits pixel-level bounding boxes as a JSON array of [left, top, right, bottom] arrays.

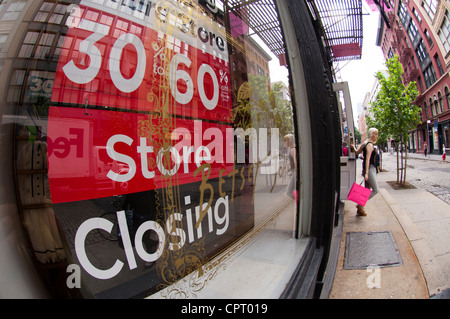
[[329, 151, 450, 299]]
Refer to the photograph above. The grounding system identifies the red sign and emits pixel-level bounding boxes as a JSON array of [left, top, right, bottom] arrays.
[[332, 43, 362, 58], [51, 4, 232, 123], [47, 106, 234, 203]]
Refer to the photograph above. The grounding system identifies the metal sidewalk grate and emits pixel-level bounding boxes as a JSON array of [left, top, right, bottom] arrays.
[[344, 231, 403, 270]]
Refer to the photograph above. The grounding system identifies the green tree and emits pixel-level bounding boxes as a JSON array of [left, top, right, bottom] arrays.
[[367, 55, 421, 186], [354, 127, 362, 144], [233, 74, 294, 137]]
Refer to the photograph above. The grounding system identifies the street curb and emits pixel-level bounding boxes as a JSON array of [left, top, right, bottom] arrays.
[[379, 188, 446, 297]]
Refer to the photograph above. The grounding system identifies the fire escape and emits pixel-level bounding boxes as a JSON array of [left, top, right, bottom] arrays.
[[388, 11, 420, 85]]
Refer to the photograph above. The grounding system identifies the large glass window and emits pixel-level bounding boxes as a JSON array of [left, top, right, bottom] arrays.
[[446, 87, 450, 111], [438, 92, 444, 113], [0, 0, 26, 21], [438, 10, 450, 54], [398, 2, 408, 25], [422, 0, 438, 22], [423, 63, 437, 89], [1, 0, 307, 298], [435, 53, 444, 76], [415, 39, 428, 64], [407, 19, 418, 42]]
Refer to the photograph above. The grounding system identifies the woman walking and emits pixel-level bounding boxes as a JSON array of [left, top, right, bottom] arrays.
[[351, 128, 379, 216]]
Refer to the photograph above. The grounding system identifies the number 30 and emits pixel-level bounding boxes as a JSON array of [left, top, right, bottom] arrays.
[[63, 20, 146, 93]]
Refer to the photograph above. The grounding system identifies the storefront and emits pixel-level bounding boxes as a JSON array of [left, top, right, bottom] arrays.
[[0, 0, 357, 298]]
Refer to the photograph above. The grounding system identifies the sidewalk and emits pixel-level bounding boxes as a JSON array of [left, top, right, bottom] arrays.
[[404, 151, 446, 162], [329, 155, 450, 299]]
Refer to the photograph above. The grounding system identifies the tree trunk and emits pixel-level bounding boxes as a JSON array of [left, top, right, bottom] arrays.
[[403, 143, 408, 187], [380, 149, 383, 171], [400, 141, 404, 184], [396, 144, 399, 183]]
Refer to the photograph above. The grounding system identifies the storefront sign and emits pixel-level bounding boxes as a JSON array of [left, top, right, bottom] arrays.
[[47, 107, 234, 203], [332, 43, 362, 58], [51, 2, 231, 122], [47, 1, 256, 297]]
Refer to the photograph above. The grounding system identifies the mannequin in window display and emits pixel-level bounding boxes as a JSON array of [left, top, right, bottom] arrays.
[[16, 124, 66, 264]]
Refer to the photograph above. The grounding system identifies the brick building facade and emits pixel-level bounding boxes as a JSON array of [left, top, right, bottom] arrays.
[[377, 0, 450, 154]]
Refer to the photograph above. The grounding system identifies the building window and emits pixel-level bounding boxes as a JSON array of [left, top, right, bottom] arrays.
[[407, 20, 418, 42], [18, 30, 60, 60], [446, 87, 450, 110], [417, 76, 424, 93], [424, 29, 433, 46], [412, 8, 422, 23], [423, 64, 437, 89], [429, 98, 434, 116], [0, 0, 26, 21], [438, 92, 444, 113], [422, 0, 438, 22], [0, 33, 7, 50], [18, 31, 40, 58], [423, 102, 428, 120], [388, 47, 394, 59], [398, 2, 408, 25], [434, 54, 444, 76], [34, 1, 68, 25], [415, 40, 428, 63], [438, 11, 450, 55]]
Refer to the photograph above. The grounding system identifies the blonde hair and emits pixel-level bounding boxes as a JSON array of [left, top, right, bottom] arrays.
[[366, 128, 378, 142], [284, 134, 295, 148]]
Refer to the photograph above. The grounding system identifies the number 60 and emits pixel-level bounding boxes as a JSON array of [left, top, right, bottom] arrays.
[[169, 54, 219, 110]]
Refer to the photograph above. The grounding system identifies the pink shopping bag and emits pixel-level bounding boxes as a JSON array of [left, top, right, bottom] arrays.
[[347, 182, 371, 206]]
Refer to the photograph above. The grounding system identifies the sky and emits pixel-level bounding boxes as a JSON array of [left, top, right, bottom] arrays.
[[264, 4, 387, 126], [338, 8, 387, 123]]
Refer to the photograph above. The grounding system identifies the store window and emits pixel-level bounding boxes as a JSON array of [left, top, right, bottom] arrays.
[[1, 0, 308, 298]]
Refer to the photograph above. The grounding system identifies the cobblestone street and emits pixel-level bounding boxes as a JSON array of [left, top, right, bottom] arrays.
[[381, 152, 450, 205]]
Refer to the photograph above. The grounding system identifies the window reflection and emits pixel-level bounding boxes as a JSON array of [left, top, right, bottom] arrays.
[[3, 0, 304, 298]]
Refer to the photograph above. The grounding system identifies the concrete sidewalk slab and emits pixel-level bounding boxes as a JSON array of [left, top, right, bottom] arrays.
[[379, 187, 450, 297], [375, 160, 450, 297], [329, 190, 429, 299]]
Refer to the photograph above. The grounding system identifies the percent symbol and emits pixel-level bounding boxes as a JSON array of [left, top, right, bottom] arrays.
[[219, 70, 228, 84], [152, 43, 166, 61]]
